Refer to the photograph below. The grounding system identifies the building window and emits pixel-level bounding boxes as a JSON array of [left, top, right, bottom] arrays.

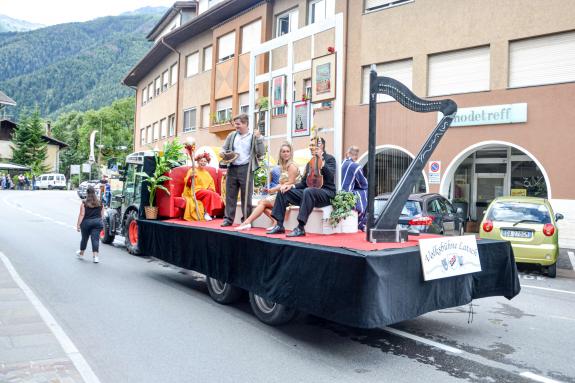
[[218, 31, 235, 62], [216, 97, 232, 123], [183, 108, 197, 132], [154, 77, 161, 96], [168, 114, 176, 136], [186, 52, 199, 77], [308, 0, 334, 24], [276, 8, 298, 37], [160, 118, 167, 138], [239, 92, 249, 114], [509, 31, 575, 88], [427, 46, 490, 97], [148, 83, 154, 101], [241, 20, 261, 54], [162, 70, 169, 91], [364, 0, 413, 13], [201, 104, 211, 128], [142, 87, 148, 105], [362, 59, 413, 104], [203, 45, 213, 71], [146, 125, 152, 144], [140, 127, 146, 145], [170, 63, 178, 86], [304, 78, 312, 99], [153, 121, 159, 141]]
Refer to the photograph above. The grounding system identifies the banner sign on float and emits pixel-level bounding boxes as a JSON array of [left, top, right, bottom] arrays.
[[419, 235, 482, 281]]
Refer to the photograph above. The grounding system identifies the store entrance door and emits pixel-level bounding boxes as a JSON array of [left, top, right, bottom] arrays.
[[473, 174, 506, 223]]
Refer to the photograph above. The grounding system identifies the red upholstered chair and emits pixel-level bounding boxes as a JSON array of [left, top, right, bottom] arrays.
[[157, 166, 191, 218], [156, 165, 226, 219]]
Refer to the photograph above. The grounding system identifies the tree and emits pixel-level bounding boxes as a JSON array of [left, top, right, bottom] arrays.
[[10, 108, 48, 174], [52, 97, 135, 178]]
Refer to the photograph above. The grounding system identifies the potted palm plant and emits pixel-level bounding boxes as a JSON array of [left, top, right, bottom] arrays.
[[138, 139, 185, 219]]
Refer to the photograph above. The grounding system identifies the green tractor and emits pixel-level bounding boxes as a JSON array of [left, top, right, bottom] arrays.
[[100, 151, 155, 255]]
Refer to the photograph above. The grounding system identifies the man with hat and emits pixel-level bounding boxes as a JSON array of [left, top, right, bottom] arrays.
[[220, 113, 265, 227]]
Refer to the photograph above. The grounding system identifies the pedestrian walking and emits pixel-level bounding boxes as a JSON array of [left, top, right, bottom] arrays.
[[76, 186, 104, 263]]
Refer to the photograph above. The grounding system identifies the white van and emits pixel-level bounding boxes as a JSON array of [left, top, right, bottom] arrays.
[[36, 173, 67, 190]]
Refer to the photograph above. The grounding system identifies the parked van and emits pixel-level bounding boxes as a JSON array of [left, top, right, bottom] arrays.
[[36, 173, 66, 190]]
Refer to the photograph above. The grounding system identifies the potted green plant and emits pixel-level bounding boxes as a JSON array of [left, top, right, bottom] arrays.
[[138, 139, 185, 219], [329, 191, 357, 228]]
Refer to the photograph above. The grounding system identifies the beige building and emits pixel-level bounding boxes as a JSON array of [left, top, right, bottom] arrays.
[[124, 0, 575, 245], [0, 119, 67, 173]]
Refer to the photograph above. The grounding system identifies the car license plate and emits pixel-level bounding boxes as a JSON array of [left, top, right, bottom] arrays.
[[501, 229, 532, 239]]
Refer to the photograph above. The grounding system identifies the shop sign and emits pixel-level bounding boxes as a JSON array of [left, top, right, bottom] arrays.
[[70, 165, 80, 175], [428, 160, 441, 184], [419, 235, 482, 281], [82, 163, 91, 173], [511, 188, 527, 196], [438, 103, 527, 127]]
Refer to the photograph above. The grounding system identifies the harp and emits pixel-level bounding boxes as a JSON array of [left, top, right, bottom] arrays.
[[366, 67, 458, 242]]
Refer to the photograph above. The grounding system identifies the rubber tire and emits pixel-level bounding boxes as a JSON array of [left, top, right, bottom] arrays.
[[249, 292, 297, 326], [47, 185, 53, 190], [206, 277, 243, 304], [547, 263, 557, 278], [124, 210, 140, 255], [100, 217, 115, 244]]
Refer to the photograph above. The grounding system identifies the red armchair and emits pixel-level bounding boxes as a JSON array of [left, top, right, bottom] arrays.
[[156, 165, 226, 219]]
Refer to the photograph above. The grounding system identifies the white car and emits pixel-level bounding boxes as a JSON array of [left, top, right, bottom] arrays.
[[36, 173, 67, 190]]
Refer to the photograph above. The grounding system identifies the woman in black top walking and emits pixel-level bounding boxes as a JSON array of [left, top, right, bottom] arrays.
[[76, 186, 104, 263]]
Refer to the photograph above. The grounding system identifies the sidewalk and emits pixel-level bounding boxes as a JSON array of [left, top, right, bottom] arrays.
[[0, 257, 85, 383]]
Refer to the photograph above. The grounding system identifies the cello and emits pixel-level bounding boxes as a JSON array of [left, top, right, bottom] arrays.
[[306, 126, 324, 189]]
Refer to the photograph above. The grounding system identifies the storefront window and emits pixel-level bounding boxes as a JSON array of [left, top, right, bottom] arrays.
[[362, 148, 426, 196], [510, 160, 547, 198]]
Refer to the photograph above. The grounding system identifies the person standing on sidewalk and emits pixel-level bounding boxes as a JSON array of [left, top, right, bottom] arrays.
[[76, 186, 104, 263]]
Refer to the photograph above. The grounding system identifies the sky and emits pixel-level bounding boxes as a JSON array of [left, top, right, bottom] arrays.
[[0, 0, 175, 26]]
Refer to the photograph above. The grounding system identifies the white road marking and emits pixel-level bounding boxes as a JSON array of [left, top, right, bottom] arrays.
[[0, 252, 102, 383], [568, 251, 575, 271], [522, 284, 575, 296], [520, 371, 562, 383], [3, 197, 77, 230], [383, 326, 463, 354]]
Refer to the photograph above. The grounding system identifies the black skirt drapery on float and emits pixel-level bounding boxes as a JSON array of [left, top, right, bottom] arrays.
[[139, 219, 520, 329]]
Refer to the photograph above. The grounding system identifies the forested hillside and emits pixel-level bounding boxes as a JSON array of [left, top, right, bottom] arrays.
[[0, 12, 161, 119]]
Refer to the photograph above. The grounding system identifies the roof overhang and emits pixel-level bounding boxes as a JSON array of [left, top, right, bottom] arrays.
[[0, 119, 68, 148], [0, 90, 16, 107], [122, 0, 262, 88], [146, 1, 199, 41]]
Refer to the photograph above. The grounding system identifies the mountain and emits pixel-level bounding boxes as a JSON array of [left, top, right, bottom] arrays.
[[0, 12, 163, 119], [121, 6, 169, 16], [0, 14, 45, 32]]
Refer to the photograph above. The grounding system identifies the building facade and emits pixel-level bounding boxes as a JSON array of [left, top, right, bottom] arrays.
[[124, 0, 575, 246]]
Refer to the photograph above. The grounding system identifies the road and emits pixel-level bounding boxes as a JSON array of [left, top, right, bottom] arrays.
[[1, 190, 574, 383]]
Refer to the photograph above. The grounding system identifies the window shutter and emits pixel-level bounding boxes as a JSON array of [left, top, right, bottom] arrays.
[[186, 52, 199, 76], [241, 20, 261, 54], [509, 32, 575, 88], [428, 46, 490, 97], [218, 32, 236, 61], [203, 46, 212, 71], [362, 59, 413, 104], [202, 105, 210, 128]]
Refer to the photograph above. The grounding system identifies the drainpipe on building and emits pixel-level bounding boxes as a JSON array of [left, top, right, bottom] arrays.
[[161, 38, 181, 139], [126, 84, 138, 152]]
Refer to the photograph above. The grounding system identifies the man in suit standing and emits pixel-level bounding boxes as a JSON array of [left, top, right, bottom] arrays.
[[220, 113, 265, 227], [341, 145, 368, 231], [267, 137, 336, 237]]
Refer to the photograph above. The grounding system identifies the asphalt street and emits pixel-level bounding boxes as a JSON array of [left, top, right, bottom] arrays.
[[1, 190, 574, 383]]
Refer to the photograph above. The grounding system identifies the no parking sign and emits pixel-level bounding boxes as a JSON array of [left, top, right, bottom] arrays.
[[428, 161, 441, 184]]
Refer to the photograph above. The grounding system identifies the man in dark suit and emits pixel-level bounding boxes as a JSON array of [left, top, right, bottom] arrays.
[[267, 137, 336, 237]]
